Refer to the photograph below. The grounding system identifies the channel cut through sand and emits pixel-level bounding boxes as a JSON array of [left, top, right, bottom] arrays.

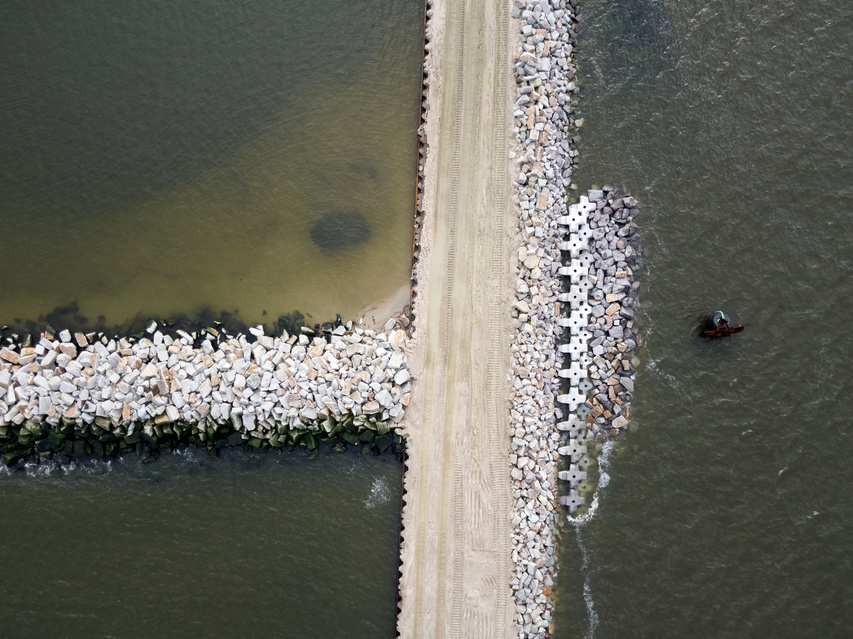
[[397, 0, 518, 636]]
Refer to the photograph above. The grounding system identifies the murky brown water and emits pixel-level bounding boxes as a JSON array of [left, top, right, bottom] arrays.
[[555, 1, 853, 636], [0, 0, 424, 331], [0, 2, 423, 636]]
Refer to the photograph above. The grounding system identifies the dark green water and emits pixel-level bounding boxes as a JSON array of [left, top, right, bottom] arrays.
[[0, 450, 402, 638], [556, 0, 853, 637], [0, 0, 424, 329]]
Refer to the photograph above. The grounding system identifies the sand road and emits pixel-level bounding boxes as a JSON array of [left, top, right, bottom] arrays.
[[397, 0, 517, 637]]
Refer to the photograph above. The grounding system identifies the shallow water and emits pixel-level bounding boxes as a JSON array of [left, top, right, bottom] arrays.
[[0, 0, 424, 330], [0, 449, 403, 638], [555, 0, 853, 636]]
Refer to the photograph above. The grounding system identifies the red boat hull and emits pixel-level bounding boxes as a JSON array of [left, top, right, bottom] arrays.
[[703, 325, 746, 339]]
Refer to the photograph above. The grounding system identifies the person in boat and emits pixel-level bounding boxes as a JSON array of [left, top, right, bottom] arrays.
[[708, 310, 729, 331], [703, 310, 745, 338]]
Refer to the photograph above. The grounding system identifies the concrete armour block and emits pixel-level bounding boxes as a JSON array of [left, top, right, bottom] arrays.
[[558, 467, 587, 487], [557, 490, 585, 513]]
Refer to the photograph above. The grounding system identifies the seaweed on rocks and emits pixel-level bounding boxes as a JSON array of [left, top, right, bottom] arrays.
[[0, 317, 411, 469], [0, 401, 407, 470], [273, 310, 306, 337], [0, 421, 407, 473]]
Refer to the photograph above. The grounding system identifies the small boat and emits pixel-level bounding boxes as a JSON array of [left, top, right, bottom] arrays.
[[703, 310, 746, 339]]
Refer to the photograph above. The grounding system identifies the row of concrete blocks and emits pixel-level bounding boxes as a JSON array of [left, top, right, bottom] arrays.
[[554, 195, 597, 514], [556, 418, 588, 510]]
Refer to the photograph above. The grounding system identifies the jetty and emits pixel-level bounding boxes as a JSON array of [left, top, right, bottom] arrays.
[[397, 0, 642, 635]]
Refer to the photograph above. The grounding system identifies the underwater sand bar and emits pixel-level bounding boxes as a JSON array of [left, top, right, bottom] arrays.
[[397, 0, 516, 637]]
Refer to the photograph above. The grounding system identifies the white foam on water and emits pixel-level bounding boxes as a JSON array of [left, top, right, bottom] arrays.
[[364, 477, 391, 509], [11, 458, 118, 478], [574, 525, 599, 639], [645, 355, 687, 396], [74, 459, 115, 476], [343, 457, 360, 477], [23, 462, 55, 478], [568, 440, 612, 526], [172, 447, 203, 467], [1, 460, 81, 478], [567, 440, 614, 638]]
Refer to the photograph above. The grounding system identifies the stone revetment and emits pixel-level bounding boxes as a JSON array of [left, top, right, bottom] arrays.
[[0, 320, 410, 466]]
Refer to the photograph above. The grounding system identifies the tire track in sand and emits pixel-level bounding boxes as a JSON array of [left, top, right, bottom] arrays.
[[399, 0, 514, 636], [408, 0, 466, 634]]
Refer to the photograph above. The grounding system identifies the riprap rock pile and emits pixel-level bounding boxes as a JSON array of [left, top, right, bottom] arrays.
[[553, 187, 641, 512], [508, 0, 580, 636], [0, 321, 410, 466], [584, 187, 641, 436]]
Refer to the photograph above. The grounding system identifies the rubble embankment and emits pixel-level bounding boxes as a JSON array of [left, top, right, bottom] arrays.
[[507, 1, 641, 637], [0, 320, 410, 467], [584, 187, 641, 436], [508, 0, 581, 636]]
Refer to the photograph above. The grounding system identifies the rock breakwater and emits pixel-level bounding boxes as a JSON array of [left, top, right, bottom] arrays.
[[507, 1, 641, 637], [508, 0, 581, 636], [0, 321, 410, 467], [583, 187, 641, 436], [554, 188, 641, 509]]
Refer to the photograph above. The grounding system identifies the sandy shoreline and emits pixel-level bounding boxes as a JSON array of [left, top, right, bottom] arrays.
[[357, 283, 411, 332]]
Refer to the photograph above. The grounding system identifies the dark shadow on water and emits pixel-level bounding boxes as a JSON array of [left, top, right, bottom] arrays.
[[310, 211, 372, 252], [5, 301, 250, 341], [2, 301, 347, 352]]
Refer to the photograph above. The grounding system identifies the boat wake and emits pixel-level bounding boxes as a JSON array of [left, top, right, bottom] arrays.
[[567, 440, 614, 638]]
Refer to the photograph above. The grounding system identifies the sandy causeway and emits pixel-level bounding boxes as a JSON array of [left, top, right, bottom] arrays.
[[397, 0, 519, 637]]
